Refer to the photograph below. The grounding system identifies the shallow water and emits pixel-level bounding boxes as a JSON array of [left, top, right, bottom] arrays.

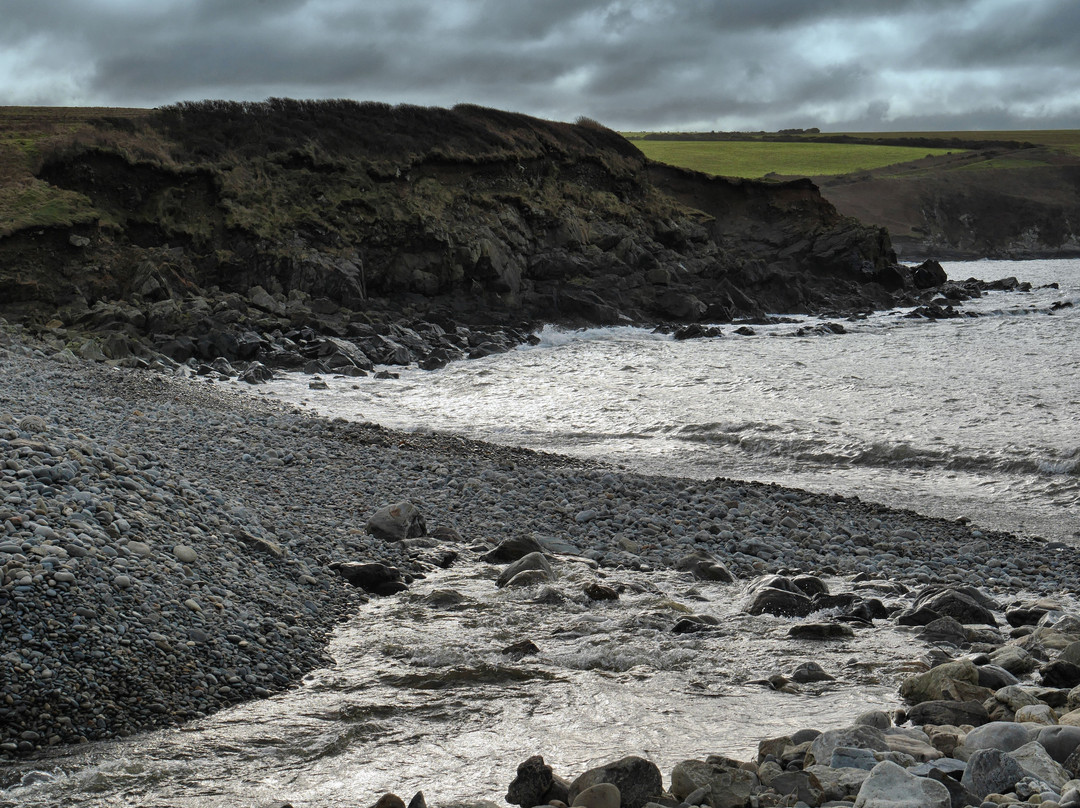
[[1, 562, 915, 807], [258, 258, 1080, 543]]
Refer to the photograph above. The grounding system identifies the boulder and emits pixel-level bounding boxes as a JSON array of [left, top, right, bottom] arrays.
[[907, 699, 990, 728], [506, 756, 554, 808], [1015, 704, 1058, 725], [989, 645, 1038, 675], [960, 747, 1026, 799], [977, 664, 1020, 691], [790, 661, 835, 684], [481, 535, 547, 563], [1034, 725, 1080, 765], [674, 551, 735, 583], [763, 770, 823, 806], [919, 616, 970, 646], [960, 721, 1034, 755], [787, 622, 854, 640], [805, 765, 870, 802], [1010, 740, 1071, 788], [336, 562, 407, 596], [584, 583, 619, 601], [366, 502, 427, 541], [914, 587, 998, 627], [745, 587, 814, 618], [569, 756, 663, 808], [806, 726, 889, 767], [1043, 660, 1080, 688], [899, 658, 979, 705], [571, 783, 619, 808], [497, 552, 554, 588], [669, 759, 758, 808], [791, 574, 829, 597], [853, 760, 950, 808], [911, 259, 948, 289]]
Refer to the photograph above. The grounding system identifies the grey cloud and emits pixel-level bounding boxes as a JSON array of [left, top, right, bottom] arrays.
[[0, 0, 1077, 131]]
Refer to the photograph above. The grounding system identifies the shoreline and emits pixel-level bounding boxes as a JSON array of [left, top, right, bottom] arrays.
[[5, 327, 1080, 806]]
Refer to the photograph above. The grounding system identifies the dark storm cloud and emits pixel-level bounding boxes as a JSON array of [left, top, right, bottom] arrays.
[[1, 0, 1078, 131]]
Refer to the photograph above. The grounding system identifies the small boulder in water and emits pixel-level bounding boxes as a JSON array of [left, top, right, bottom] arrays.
[[584, 582, 619, 601], [675, 551, 735, 583], [497, 552, 553, 588], [335, 562, 408, 596]]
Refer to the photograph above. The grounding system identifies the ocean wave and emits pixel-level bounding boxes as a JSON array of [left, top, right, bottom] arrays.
[[674, 426, 1080, 478], [526, 324, 668, 349]]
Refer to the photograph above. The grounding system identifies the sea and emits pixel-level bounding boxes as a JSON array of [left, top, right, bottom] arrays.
[[259, 258, 1079, 545], [2, 258, 1077, 807]]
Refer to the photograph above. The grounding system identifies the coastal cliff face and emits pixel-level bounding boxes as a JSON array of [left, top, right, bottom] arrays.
[[817, 153, 1080, 261], [0, 101, 943, 368]]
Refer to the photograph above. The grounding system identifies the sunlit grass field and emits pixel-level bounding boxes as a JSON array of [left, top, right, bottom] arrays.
[[627, 139, 959, 179]]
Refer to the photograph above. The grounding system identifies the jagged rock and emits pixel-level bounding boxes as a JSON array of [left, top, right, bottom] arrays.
[[506, 755, 554, 808]]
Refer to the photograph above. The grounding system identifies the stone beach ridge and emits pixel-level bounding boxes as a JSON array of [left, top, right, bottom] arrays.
[[5, 317, 1080, 808]]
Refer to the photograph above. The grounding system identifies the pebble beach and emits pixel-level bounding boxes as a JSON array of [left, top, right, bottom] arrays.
[[6, 317, 1080, 808]]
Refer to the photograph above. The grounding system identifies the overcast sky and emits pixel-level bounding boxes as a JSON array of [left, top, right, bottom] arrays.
[[3, 0, 1079, 132]]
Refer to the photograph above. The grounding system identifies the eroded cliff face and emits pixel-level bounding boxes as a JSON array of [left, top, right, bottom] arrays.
[[0, 102, 916, 352], [820, 162, 1080, 261]]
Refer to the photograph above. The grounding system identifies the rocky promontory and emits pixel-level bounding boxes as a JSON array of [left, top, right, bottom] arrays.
[[0, 100, 957, 374]]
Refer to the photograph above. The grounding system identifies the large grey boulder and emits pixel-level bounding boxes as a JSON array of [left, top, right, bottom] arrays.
[[853, 760, 950, 808], [960, 748, 1025, 798], [670, 759, 759, 808], [481, 535, 547, 563], [960, 721, 1035, 756], [366, 502, 427, 541], [899, 658, 979, 705], [806, 725, 889, 767]]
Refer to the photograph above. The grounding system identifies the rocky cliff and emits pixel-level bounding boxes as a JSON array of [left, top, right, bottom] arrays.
[[0, 101, 944, 369]]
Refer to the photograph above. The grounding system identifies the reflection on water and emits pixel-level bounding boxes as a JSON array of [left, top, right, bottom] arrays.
[[2, 561, 912, 807]]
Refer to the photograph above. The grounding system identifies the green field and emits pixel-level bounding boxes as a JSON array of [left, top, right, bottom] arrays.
[[837, 129, 1080, 155], [628, 139, 958, 179]]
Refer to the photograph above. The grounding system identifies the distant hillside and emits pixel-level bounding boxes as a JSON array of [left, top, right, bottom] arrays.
[[629, 129, 1080, 259]]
